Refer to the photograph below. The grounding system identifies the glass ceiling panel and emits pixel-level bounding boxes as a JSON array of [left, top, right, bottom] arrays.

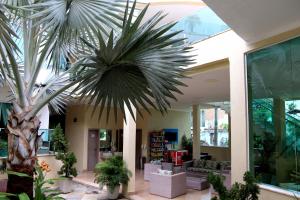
[[171, 7, 230, 44]]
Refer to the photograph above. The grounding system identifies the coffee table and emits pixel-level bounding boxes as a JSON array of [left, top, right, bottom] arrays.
[[186, 176, 210, 190]]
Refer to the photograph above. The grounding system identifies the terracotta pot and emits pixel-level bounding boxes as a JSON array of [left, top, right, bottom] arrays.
[[107, 185, 120, 199]]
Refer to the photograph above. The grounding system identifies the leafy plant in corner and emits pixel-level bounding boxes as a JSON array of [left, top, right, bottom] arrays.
[[0, 161, 64, 200], [56, 152, 77, 178], [208, 171, 259, 200], [34, 161, 65, 200], [94, 156, 132, 194], [181, 135, 193, 161], [51, 124, 68, 153]]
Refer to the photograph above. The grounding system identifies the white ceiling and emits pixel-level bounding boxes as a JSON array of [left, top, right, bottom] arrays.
[[202, 0, 300, 43], [171, 66, 230, 110]]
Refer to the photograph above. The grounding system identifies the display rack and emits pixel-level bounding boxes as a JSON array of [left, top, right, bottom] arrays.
[[149, 130, 165, 161]]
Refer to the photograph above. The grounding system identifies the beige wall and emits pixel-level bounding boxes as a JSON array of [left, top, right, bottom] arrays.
[[191, 28, 300, 200], [65, 105, 191, 171], [201, 146, 230, 161], [259, 188, 298, 200], [137, 109, 191, 154]]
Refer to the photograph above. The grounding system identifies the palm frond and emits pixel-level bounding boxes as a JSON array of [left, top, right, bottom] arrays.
[[0, 4, 28, 107], [76, 0, 194, 122], [28, 0, 125, 74], [33, 69, 73, 114]]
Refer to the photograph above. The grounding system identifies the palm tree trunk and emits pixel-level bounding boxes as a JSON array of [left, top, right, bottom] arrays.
[[6, 110, 41, 199]]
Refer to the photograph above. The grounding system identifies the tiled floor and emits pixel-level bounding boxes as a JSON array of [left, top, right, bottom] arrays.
[[74, 170, 213, 200]]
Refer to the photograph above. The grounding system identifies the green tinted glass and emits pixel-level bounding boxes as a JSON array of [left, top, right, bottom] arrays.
[[247, 37, 300, 193]]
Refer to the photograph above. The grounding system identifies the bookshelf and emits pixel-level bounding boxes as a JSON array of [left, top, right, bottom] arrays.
[[149, 130, 165, 161]]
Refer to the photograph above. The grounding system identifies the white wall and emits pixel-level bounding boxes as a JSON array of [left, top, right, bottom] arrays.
[[65, 105, 191, 172], [38, 106, 49, 129], [0, 86, 11, 103]]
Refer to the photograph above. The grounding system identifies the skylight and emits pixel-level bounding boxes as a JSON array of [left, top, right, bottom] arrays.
[[171, 7, 230, 44]]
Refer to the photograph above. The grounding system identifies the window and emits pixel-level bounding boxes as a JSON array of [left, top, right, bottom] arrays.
[[99, 129, 112, 151], [199, 107, 229, 147], [37, 129, 53, 155], [0, 128, 53, 157], [201, 110, 205, 127], [247, 36, 300, 192]]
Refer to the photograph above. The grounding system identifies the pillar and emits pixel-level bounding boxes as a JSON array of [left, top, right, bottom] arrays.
[[273, 98, 286, 182], [192, 105, 201, 159], [228, 114, 231, 150], [123, 103, 136, 193], [230, 52, 248, 183], [213, 107, 218, 146]]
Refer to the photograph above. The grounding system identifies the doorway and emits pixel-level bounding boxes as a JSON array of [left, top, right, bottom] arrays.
[[87, 129, 99, 171], [115, 129, 143, 169]]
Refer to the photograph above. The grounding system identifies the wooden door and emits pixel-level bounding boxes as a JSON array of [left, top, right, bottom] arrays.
[[136, 129, 142, 169], [88, 129, 99, 171], [116, 129, 123, 152]]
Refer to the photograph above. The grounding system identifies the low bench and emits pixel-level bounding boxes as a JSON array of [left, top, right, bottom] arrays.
[[186, 176, 210, 191]]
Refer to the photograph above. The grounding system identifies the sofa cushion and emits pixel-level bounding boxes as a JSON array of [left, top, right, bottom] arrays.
[[219, 161, 231, 170], [205, 160, 218, 170], [187, 167, 216, 173], [193, 159, 206, 168]]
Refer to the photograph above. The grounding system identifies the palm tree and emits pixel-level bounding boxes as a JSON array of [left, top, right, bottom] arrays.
[[0, 0, 193, 197]]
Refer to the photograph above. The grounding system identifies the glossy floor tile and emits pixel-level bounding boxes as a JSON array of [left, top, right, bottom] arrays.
[[75, 170, 213, 200]]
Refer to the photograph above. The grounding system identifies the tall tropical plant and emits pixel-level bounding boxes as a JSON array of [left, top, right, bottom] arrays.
[[0, 0, 124, 197], [0, 0, 193, 197]]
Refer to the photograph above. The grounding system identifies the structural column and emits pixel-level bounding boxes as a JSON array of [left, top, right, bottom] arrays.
[[123, 104, 136, 193], [230, 52, 248, 183], [273, 98, 286, 182], [192, 105, 201, 159]]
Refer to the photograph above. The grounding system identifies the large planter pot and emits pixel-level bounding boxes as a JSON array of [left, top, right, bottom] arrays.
[[58, 178, 73, 193], [0, 179, 7, 192], [107, 185, 120, 200]]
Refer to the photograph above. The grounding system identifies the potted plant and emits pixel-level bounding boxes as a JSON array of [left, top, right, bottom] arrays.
[[208, 171, 260, 200], [95, 156, 132, 199], [56, 152, 77, 193]]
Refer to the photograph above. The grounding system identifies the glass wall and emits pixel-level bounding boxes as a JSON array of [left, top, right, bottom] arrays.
[[247, 36, 300, 192]]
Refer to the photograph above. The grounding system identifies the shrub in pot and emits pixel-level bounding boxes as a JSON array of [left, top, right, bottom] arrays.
[[51, 124, 77, 193], [95, 156, 131, 199], [208, 171, 259, 200], [56, 152, 77, 193]]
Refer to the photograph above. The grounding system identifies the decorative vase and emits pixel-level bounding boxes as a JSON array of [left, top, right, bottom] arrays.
[[107, 185, 120, 199], [58, 178, 73, 193]]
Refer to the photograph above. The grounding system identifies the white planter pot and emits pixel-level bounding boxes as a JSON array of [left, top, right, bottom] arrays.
[[107, 185, 120, 199], [58, 178, 73, 193]]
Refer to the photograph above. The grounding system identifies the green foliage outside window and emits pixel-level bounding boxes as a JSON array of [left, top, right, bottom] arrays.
[[247, 36, 300, 192]]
